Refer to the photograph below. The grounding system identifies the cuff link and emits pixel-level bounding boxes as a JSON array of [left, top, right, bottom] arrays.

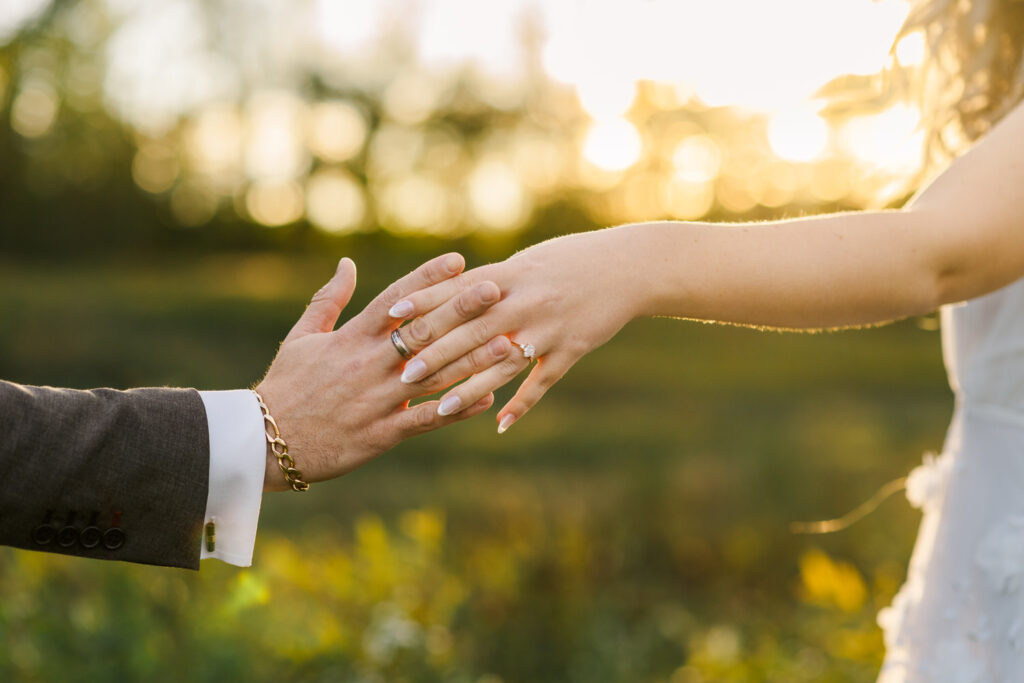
[[204, 519, 216, 552]]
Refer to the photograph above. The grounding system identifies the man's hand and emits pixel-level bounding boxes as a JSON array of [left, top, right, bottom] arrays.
[[255, 253, 512, 491]]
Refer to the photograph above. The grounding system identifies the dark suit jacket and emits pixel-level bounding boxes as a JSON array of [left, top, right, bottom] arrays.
[[0, 381, 209, 569]]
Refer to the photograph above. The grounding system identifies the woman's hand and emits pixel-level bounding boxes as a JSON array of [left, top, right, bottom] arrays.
[[388, 227, 647, 432]]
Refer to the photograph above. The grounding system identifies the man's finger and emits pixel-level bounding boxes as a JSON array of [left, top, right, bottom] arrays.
[[285, 258, 357, 343], [358, 253, 467, 334]]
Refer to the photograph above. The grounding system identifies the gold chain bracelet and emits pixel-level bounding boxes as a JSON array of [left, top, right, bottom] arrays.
[[253, 390, 310, 492]]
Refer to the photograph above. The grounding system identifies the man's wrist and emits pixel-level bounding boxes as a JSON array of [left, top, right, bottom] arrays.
[[253, 385, 302, 493]]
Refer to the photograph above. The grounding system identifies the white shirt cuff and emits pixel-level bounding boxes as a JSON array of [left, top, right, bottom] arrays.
[[198, 389, 266, 566]]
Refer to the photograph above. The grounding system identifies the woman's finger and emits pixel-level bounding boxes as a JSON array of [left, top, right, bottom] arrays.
[[356, 252, 466, 334], [399, 304, 513, 382], [402, 335, 512, 397], [396, 281, 501, 363], [434, 353, 532, 417], [395, 392, 495, 437], [495, 354, 573, 433], [386, 270, 487, 320]]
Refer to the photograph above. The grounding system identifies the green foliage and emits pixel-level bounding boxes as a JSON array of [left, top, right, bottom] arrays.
[[0, 256, 950, 682]]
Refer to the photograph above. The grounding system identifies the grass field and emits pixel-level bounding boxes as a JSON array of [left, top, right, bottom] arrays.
[[0, 253, 953, 682]]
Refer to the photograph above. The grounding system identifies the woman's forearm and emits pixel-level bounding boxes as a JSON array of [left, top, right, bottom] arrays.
[[621, 97, 1024, 331], [619, 209, 944, 330]]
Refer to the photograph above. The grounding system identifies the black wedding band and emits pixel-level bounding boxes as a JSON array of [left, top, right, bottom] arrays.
[[391, 328, 415, 359]]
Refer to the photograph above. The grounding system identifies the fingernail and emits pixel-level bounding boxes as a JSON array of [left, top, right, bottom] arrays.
[[401, 358, 428, 383], [438, 395, 462, 416], [497, 414, 516, 434], [338, 257, 353, 273], [444, 254, 462, 274], [389, 300, 414, 318]]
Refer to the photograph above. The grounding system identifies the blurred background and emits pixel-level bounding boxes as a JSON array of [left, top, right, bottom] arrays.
[[0, 1, 952, 681]]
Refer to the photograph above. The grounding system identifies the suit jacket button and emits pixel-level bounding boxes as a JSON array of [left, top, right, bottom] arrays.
[[57, 525, 79, 547], [103, 527, 126, 550], [79, 526, 102, 549], [32, 524, 56, 546]]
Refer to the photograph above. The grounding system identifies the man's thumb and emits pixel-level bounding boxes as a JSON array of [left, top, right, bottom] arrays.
[[284, 258, 357, 342]]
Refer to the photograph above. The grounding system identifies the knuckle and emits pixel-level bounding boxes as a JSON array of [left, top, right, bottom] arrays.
[[419, 371, 446, 393], [309, 283, 331, 304], [452, 290, 476, 319], [537, 370, 560, 391], [468, 346, 491, 372], [469, 318, 491, 346], [424, 260, 446, 284], [380, 282, 404, 308], [500, 356, 524, 376], [406, 317, 433, 345], [413, 405, 437, 430]]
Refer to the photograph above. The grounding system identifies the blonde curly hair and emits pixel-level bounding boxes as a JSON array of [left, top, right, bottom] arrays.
[[899, 0, 1024, 159]]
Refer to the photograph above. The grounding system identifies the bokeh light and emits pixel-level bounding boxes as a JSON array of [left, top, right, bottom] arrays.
[[185, 104, 243, 186], [576, 78, 637, 120], [0, 0, 49, 45], [663, 177, 716, 220], [768, 108, 831, 163], [467, 160, 530, 232], [378, 175, 457, 235], [244, 91, 309, 182], [10, 78, 58, 138], [305, 168, 367, 234], [245, 179, 305, 227], [672, 135, 723, 184], [841, 104, 925, 174], [132, 142, 180, 195], [583, 119, 643, 172], [896, 30, 927, 67], [306, 101, 368, 163]]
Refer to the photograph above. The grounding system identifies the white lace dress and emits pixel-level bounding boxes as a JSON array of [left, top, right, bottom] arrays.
[[878, 276, 1024, 682]]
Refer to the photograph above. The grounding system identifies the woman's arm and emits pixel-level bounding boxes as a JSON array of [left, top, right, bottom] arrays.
[[641, 98, 1024, 329], [393, 100, 1024, 430]]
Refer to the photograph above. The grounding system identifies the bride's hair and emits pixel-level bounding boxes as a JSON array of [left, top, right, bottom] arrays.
[[898, 0, 1024, 160]]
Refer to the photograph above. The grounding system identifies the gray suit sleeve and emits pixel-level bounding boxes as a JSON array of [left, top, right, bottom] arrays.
[[0, 381, 210, 569]]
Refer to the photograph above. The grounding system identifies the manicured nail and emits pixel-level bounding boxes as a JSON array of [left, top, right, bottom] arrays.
[[497, 414, 516, 434], [389, 300, 414, 318], [401, 358, 427, 383], [438, 395, 462, 416]]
